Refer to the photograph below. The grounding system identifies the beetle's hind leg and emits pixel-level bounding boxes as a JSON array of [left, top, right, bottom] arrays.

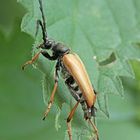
[[66, 101, 80, 140], [88, 119, 99, 140]]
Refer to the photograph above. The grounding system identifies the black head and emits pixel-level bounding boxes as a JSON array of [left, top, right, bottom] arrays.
[[37, 39, 54, 49], [37, 39, 70, 55]]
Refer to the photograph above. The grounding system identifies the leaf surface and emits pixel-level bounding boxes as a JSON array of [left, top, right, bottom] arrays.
[[19, 0, 140, 139]]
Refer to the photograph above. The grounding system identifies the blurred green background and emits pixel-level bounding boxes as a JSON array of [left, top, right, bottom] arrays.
[[0, 0, 140, 140]]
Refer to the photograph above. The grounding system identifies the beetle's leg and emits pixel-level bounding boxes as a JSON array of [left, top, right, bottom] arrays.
[[42, 61, 60, 120], [22, 50, 57, 70], [88, 119, 99, 140], [42, 81, 58, 120], [41, 51, 58, 60], [67, 101, 80, 140], [22, 51, 42, 70]]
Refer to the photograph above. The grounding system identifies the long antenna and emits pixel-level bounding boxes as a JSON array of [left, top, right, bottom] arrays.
[[38, 0, 47, 38]]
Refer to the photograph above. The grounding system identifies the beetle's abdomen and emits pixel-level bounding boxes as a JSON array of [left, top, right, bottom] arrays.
[[61, 66, 95, 119], [62, 53, 96, 107], [65, 76, 84, 102], [64, 75, 94, 119]]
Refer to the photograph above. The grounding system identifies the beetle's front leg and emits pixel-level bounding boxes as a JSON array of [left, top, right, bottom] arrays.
[[22, 50, 55, 70], [41, 51, 58, 60], [22, 51, 42, 70], [42, 61, 60, 120]]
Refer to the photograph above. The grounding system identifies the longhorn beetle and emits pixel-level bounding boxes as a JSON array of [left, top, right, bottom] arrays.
[[22, 0, 99, 140]]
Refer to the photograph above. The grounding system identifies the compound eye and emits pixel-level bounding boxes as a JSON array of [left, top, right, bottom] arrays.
[[45, 40, 52, 49]]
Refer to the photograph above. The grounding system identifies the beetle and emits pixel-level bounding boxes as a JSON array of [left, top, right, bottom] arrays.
[[22, 0, 99, 140]]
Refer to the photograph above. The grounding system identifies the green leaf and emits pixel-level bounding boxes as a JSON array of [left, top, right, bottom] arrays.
[[19, 0, 140, 139]]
